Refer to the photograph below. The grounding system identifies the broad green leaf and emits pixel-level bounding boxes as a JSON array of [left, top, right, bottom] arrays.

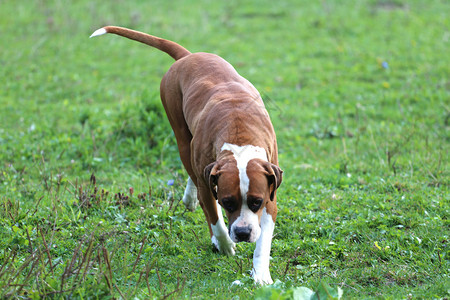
[[293, 287, 315, 300], [311, 282, 343, 300]]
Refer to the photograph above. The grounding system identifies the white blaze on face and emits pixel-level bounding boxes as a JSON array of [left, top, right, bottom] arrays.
[[221, 143, 268, 242]]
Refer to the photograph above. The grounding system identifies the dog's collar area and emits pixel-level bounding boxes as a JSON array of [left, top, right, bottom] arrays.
[[220, 143, 268, 162]]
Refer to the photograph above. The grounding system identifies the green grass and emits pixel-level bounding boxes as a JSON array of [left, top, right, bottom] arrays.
[[0, 0, 448, 298]]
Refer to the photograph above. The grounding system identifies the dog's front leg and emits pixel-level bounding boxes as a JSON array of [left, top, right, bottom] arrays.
[[211, 199, 236, 255], [252, 208, 275, 285], [198, 185, 235, 255]]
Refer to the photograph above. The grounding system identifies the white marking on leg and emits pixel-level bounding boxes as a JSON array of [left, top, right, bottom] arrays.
[[252, 208, 274, 285], [182, 177, 198, 211], [221, 143, 267, 242], [211, 200, 236, 255], [90, 28, 107, 38]]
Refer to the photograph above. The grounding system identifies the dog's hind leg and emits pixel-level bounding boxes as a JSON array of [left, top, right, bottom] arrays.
[[182, 177, 198, 211]]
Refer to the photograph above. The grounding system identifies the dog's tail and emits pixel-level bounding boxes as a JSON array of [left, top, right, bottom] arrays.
[[90, 26, 191, 61]]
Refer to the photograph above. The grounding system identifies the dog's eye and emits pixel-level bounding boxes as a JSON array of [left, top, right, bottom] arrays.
[[221, 197, 237, 213], [248, 197, 263, 213]]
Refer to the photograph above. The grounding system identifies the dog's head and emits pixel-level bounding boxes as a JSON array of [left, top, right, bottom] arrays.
[[204, 145, 282, 243]]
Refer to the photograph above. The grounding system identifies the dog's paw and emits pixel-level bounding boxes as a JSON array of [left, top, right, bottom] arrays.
[[211, 242, 220, 253], [211, 235, 236, 256], [182, 193, 198, 211], [182, 178, 198, 211], [252, 268, 273, 285]]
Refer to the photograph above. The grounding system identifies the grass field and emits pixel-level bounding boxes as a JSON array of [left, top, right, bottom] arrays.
[[0, 0, 448, 298]]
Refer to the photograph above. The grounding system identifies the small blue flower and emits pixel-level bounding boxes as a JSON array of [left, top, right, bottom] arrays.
[[167, 179, 174, 186], [382, 61, 389, 69]]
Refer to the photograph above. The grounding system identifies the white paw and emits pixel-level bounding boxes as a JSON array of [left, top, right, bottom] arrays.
[[212, 235, 236, 256], [252, 268, 273, 285], [182, 192, 198, 211], [182, 178, 198, 211]]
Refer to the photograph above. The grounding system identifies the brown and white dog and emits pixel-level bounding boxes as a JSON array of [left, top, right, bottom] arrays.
[[90, 26, 283, 284]]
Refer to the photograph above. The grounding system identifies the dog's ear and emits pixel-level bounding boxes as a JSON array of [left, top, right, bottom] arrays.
[[263, 163, 283, 201], [204, 162, 220, 199]]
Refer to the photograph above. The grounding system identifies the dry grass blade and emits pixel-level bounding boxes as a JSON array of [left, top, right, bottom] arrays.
[[38, 225, 54, 276], [3, 250, 40, 297], [101, 243, 113, 292], [0, 249, 16, 278], [131, 236, 147, 275], [162, 276, 187, 299], [6, 250, 39, 287], [80, 234, 96, 283], [61, 235, 85, 291]]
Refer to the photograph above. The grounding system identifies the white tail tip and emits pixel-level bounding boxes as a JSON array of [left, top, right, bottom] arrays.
[[90, 28, 107, 38]]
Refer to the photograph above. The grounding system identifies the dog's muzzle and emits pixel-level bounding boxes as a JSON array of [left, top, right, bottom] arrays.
[[233, 225, 253, 242]]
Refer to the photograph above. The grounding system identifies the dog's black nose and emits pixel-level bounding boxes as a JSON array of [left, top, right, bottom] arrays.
[[235, 226, 252, 242]]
